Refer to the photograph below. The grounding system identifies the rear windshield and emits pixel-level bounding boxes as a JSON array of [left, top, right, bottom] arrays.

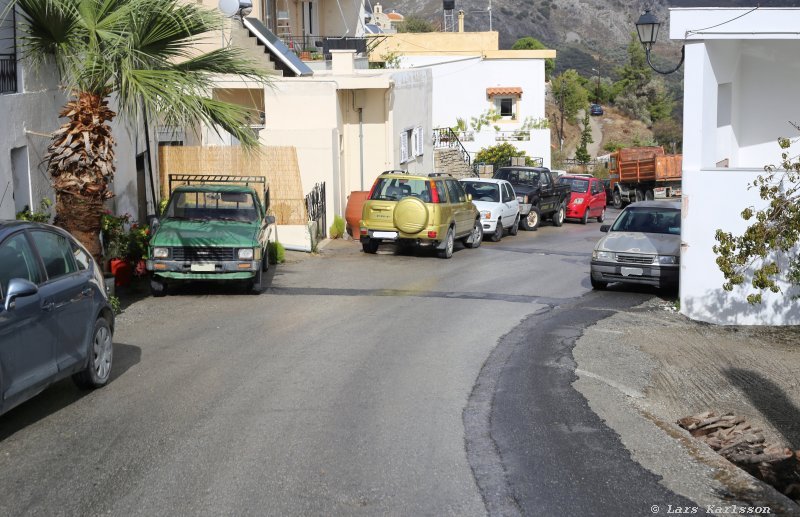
[[166, 190, 259, 222], [611, 207, 680, 235], [369, 178, 436, 202], [495, 169, 540, 185], [559, 177, 589, 193], [461, 181, 499, 202]]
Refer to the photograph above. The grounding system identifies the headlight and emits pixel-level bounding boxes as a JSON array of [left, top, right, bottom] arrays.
[[593, 250, 614, 261], [153, 247, 169, 258], [656, 255, 679, 265], [480, 210, 492, 219], [573, 198, 584, 204], [516, 196, 525, 203], [238, 248, 255, 260]]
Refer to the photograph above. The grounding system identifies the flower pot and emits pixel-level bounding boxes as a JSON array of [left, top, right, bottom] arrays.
[[345, 191, 369, 238], [103, 273, 116, 298], [110, 258, 132, 287]]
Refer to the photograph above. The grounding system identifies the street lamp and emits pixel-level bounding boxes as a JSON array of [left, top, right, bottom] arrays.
[[635, 9, 685, 75]]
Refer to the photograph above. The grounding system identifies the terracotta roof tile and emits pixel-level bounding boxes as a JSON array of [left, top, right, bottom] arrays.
[[487, 87, 523, 97]]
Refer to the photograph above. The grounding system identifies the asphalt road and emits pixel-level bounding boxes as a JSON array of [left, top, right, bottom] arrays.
[[0, 209, 696, 516]]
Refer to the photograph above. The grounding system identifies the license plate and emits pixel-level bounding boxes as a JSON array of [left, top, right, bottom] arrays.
[[190, 263, 216, 272], [373, 231, 398, 239], [621, 267, 643, 277]]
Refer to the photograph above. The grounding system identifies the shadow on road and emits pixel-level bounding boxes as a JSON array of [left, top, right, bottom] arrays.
[[0, 342, 141, 441]]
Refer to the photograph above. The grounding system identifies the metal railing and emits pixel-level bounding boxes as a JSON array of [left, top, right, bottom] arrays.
[[279, 35, 367, 59], [305, 182, 326, 240], [432, 128, 471, 166], [0, 54, 17, 94], [495, 130, 530, 142]]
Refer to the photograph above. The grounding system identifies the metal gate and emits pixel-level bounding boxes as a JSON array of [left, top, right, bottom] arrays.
[[305, 182, 326, 239]]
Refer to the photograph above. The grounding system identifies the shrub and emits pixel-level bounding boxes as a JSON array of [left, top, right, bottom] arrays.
[[329, 215, 345, 239], [15, 198, 52, 222], [268, 241, 285, 264]]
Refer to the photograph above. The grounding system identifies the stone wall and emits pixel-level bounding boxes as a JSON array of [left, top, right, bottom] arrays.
[[434, 148, 475, 179]]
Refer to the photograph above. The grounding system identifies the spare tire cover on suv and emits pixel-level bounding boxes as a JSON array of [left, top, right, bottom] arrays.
[[393, 197, 429, 234]]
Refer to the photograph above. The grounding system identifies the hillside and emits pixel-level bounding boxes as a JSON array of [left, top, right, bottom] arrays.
[[380, 0, 800, 77]]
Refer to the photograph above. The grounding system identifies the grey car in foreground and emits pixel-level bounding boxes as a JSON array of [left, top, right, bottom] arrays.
[[0, 221, 114, 416], [590, 200, 680, 290]]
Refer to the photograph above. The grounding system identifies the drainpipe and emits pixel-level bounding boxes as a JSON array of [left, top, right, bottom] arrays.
[[359, 107, 365, 190]]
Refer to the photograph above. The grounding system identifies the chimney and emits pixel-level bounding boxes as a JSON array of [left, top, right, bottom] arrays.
[[331, 49, 356, 74], [375, 3, 382, 14], [458, 10, 465, 32]]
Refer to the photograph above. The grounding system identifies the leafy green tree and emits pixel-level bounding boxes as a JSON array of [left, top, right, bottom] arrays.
[[613, 33, 675, 125], [575, 109, 593, 164], [512, 37, 554, 79], [614, 33, 652, 98], [475, 143, 536, 170], [714, 137, 800, 304], [397, 15, 436, 33], [652, 119, 683, 154], [551, 69, 588, 150], [13, 0, 269, 257]]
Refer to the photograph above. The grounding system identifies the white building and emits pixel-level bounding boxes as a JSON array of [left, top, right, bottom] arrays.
[[370, 32, 555, 169], [670, 7, 800, 325]]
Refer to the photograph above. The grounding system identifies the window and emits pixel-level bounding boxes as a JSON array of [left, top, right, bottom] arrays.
[[497, 97, 514, 118], [0, 4, 18, 94], [502, 183, 514, 202], [71, 242, 90, 271], [401, 126, 424, 163], [29, 231, 78, 281], [0, 233, 42, 298], [445, 180, 466, 204]]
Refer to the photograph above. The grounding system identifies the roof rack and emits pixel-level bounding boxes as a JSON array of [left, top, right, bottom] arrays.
[[428, 172, 452, 177], [168, 175, 267, 190], [381, 169, 408, 175]]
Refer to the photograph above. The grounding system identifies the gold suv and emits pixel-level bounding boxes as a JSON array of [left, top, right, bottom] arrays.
[[360, 171, 483, 258]]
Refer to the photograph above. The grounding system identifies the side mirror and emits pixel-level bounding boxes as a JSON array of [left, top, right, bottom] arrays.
[[4, 278, 38, 311], [148, 216, 160, 233], [600, 224, 610, 233], [265, 215, 276, 226]]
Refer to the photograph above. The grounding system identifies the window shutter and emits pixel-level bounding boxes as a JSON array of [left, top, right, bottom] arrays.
[[416, 127, 424, 157], [400, 131, 408, 163], [411, 127, 419, 157]]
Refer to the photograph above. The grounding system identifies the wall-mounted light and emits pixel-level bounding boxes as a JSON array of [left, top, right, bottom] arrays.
[[635, 9, 684, 75]]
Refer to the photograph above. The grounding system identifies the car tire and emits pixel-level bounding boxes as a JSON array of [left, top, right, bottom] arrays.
[[490, 219, 503, 242], [261, 248, 269, 272], [150, 277, 167, 297], [597, 208, 606, 223], [521, 206, 540, 231], [362, 238, 379, 254], [590, 276, 608, 290], [437, 227, 455, 259], [72, 317, 113, 389], [581, 209, 589, 225], [645, 189, 655, 201], [635, 189, 645, 202], [464, 219, 483, 248], [509, 214, 519, 236], [249, 267, 263, 294], [613, 191, 623, 209], [553, 204, 565, 227]]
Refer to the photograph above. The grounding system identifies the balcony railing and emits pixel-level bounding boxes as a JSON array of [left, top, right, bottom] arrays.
[[495, 130, 531, 142], [0, 54, 17, 94], [279, 35, 367, 60], [433, 127, 471, 166]]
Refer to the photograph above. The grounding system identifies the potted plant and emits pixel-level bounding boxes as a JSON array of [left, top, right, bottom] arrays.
[[101, 212, 132, 287], [127, 223, 150, 277]]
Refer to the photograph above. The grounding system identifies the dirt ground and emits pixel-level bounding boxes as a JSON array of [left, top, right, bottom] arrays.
[[574, 299, 800, 513]]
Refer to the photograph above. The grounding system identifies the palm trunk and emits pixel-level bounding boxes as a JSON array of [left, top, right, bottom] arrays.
[[47, 91, 116, 260]]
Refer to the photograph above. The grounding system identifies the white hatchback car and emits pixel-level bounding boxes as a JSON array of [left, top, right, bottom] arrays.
[[460, 178, 520, 242]]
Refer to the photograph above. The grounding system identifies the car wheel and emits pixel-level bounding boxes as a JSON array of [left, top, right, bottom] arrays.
[[521, 206, 540, 231], [150, 277, 167, 297], [597, 208, 605, 223], [635, 189, 645, 202], [72, 317, 113, 389], [590, 276, 608, 290], [437, 227, 455, 259], [249, 267, 263, 294], [490, 219, 503, 242], [613, 191, 623, 209], [464, 219, 483, 249], [581, 209, 589, 225], [553, 204, 565, 227], [261, 248, 269, 272], [645, 189, 655, 201], [509, 214, 519, 236], [362, 238, 379, 254]]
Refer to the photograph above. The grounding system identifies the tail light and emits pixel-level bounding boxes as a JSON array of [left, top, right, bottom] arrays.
[[428, 231, 437, 238], [429, 180, 440, 203]]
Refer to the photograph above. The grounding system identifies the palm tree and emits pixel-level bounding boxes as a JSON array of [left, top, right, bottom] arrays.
[[12, 0, 269, 257]]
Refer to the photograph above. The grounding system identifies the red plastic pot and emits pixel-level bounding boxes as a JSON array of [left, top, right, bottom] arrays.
[[345, 191, 369, 238], [110, 258, 132, 287]]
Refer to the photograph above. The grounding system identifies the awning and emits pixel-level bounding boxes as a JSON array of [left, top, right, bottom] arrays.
[[486, 87, 523, 97]]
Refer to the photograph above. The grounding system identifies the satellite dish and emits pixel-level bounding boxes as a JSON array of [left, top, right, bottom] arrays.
[[218, 0, 239, 17]]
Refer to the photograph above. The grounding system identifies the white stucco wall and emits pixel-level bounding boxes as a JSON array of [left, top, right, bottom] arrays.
[[673, 8, 800, 325], [385, 68, 433, 175], [399, 54, 550, 169]]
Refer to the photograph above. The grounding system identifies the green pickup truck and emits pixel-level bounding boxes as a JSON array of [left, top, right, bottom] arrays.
[[146, 175, 275, 296]]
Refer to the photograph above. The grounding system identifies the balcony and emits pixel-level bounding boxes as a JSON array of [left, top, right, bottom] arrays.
[[280, 35, 367, 60], [0, 54, 16, 94]]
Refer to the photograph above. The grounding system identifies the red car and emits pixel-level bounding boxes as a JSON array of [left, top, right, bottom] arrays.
[[558, 175, 607, 224]]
